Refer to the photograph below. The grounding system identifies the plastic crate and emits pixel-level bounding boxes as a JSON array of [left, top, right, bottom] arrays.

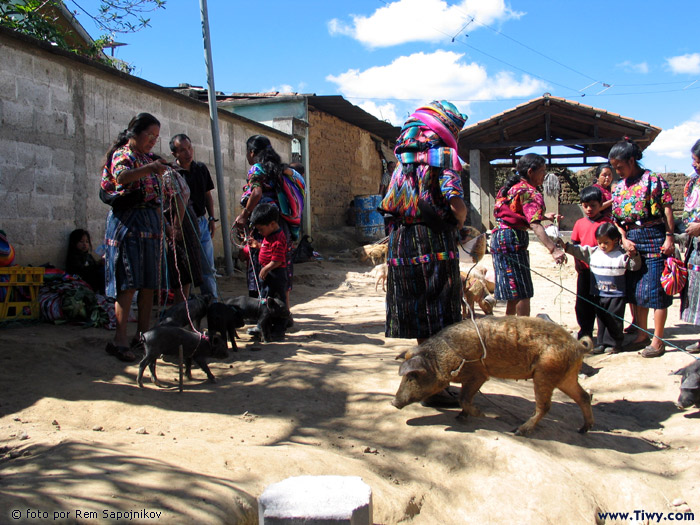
[[0, 267, 45, 321]]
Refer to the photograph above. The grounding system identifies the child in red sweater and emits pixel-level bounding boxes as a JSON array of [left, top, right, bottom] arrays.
[[243, 203, 288, 303], [570, 186, 611, 344]]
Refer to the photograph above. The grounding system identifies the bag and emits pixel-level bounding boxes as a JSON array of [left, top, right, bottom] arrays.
[[276, 168, 305, 241], [292, 235, 315, 264], [660, 257, 687, 295], [99, 187, 144, 211]]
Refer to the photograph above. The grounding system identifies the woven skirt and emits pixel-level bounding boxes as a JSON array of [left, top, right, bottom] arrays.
[[385, 224, 462, 339], [626, 224, 672, 309], [681, 237, 700, 325], [490, 228, 533, 301], [104, 207, 162, 298]]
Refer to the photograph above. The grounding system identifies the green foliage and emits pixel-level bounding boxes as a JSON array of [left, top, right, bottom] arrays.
[[0, 0, 166, 73]]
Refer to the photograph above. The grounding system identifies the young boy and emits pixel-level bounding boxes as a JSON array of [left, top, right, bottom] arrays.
[[569, 186, 611, 342], [242, 203, 288, 338], [565, 222, 641, 354]]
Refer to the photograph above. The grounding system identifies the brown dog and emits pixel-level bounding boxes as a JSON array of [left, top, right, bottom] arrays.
[[393, 316, 594, 436], [460, 270, 494, 317], [354, 243, 388, 266]]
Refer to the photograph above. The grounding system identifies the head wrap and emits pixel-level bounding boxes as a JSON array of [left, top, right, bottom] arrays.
[[394, 100, 467, 171]]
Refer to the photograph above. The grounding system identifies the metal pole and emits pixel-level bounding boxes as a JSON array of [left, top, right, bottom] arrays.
[[199, 0, 234, 276]]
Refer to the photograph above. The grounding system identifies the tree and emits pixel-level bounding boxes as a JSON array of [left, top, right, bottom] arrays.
[[0, 0, 166, 72]]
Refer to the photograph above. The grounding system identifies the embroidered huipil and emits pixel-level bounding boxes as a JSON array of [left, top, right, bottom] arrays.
[[101, 145, 161, 204], [611, 170, 673, 228], [493, 180, 545, 230], [682, 176, 700, 226], [240, 163, 278, 208]]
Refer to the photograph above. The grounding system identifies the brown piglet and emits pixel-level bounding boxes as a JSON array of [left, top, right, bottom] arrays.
[[392, 316, 594, 436]]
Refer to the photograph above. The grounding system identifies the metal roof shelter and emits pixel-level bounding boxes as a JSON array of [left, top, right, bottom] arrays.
[[459, 94, 662, 230]]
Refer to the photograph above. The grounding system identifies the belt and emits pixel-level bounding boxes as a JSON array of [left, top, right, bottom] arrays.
[[688, 264, 700, 272], [388, 251, 457, 266], [624, 218, 663, 231]]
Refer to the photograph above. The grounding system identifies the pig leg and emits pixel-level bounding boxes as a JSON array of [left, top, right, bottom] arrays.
[[193, 356, 217, 383], [184, 357, 194, 380], [227, 324, 238, 351], [456, 370, 488, 421], [556, 366, 594, 434], [515, 371, 556, 436]]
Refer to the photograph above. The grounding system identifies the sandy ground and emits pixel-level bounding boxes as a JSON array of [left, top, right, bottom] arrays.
[[1, 230, 699, 525]]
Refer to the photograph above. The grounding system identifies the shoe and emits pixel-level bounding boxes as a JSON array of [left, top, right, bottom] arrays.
[[685, 342, 700, 354], [105, 342, 137, 363], [247, 327, 261, 339], [640, 345, 665, 358], [624, 325, 639, 334], [621, 337, 651, 353], [285, 317, 294, 329], [606, 346, 623, 354], [590, 345, 606, 355], [421, 386, 461, 408]]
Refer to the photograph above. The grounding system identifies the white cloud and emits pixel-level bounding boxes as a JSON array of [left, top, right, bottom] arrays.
[[326, 50, 545, 124], [328, 0, 520, 48], [617, 61, 649, 74], [667, 53, 700, 74], [358, 101, 399, 125], [647, 115, 700, 160]]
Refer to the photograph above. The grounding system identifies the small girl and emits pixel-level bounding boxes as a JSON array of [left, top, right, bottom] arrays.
[[565, 222, 641, 353], [66, 229, 105, 294]]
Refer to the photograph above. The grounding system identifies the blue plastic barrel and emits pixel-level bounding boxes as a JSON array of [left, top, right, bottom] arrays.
[[354, 194, 384, 243]]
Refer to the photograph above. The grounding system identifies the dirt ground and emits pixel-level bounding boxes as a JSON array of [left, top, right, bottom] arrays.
[[1, 228, 699, 525]]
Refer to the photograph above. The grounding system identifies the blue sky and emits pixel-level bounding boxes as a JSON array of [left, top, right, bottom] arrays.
[[72, 0, 700, 173]]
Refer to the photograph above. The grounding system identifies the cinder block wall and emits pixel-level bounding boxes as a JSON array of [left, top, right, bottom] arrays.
[[0, 28, 289, 267], [307, 107, 385, 230]]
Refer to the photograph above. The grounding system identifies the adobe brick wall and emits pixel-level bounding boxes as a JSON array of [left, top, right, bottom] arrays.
[[0, 28, 289, 267], [307, 107, 388, 230]]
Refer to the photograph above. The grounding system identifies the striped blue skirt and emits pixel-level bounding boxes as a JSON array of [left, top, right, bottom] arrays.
[[385, 223, 462, 339], [626, 223, 672, 309], [490, 228, 533, 301], [104, 207, 163, 298]]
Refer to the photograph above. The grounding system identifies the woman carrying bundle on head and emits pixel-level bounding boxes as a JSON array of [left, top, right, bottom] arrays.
[[380, 100, 468, 343], [491, 153, 566, 317]]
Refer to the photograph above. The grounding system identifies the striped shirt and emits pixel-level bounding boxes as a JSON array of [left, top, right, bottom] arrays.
[[258, 229, 287, 268]]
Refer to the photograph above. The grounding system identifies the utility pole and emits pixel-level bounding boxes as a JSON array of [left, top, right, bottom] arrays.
[[199, 0, 234, 276]]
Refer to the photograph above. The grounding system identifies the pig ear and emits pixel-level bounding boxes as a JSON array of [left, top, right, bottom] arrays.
[[681, 374, 700, 390], [399, 356, 427, 377], [395, 350, 407, 361]]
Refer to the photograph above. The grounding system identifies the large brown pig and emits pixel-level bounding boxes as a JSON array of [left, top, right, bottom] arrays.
[[392, 316, 594, 436]]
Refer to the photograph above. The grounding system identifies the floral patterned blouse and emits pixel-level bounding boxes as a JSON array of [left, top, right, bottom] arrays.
[[493, 179, 545, 230], [380, 163, 463, 223], [101, 145, 161, 204], [611, 170, 673, 228], [682, 176, 700, 226]]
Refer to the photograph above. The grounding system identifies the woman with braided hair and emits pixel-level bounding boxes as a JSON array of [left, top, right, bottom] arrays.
[[100, 112, 168, 362]]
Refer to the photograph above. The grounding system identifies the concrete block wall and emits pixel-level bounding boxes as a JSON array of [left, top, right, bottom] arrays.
[[0, 28, 289, 267], [307, 108, 386, 230]]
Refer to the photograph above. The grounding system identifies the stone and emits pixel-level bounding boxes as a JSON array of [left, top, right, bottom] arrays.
[[258, 475, 372, 525]]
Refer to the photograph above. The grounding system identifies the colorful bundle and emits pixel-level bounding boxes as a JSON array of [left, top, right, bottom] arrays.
[[660, 257, 688, 295], [276, 168, 306, 240]]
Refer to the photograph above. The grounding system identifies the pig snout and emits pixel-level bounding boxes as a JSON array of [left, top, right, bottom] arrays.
[[677, 389, 700, 409]]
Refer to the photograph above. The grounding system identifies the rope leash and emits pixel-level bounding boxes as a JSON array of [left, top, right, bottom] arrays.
[[502, 251, 700, 361]]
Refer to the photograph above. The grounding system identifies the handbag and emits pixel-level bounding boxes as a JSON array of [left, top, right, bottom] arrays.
[[660, 257, 688, 295]]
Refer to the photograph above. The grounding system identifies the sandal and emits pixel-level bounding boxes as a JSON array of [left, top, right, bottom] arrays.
[[640, 345, 665, 358], [621, 337, 651, 353], [105, 342, 137, 362], [685, 342, 700, 354]]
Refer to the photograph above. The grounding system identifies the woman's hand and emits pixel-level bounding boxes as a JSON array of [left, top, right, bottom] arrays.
[[661, 236, 674, 257], [551, 247, 566, 265], [544, 212, 563, 222], [622, 238, 637, 256], [687, 221, 700, 238], [234, 211, 248, 230], [151, 158, 168, 176]]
